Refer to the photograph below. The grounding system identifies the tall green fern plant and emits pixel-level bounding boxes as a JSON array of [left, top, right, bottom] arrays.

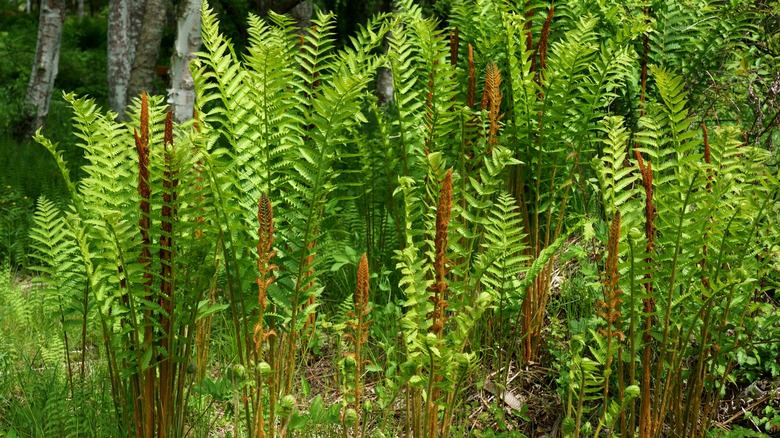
[[575, 67, 780, 438], [33, 91, 214, 437], [447, 0, 640, 363], [191, 3, 386, 436]]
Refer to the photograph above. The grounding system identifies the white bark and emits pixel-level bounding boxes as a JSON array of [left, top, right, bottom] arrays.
[[76, 0, 83, 19], [376, 30, 394, 106], [289, 1, 311, 30], [21, 0, 65, 137], [107, 0, 144, 118], [107, 0, 132, 117], [376, 2, 396, 106], [168, 0, 201, 123], [376, 66, 393, 106], [126, 0, 170, 104]]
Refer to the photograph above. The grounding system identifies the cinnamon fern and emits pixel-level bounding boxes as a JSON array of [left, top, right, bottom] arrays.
[[20, 1, 778, 437]]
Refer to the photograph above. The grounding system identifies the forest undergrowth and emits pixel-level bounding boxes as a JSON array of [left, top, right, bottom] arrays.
[[1, 0, 780, 437]]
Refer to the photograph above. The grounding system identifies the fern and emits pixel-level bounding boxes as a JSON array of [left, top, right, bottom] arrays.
[[385, 1, 433, 178], [475, 191, 527, 321], [19, 3, 778, 437], [592, 116, 641, 219], [563, 335, 606, 437]]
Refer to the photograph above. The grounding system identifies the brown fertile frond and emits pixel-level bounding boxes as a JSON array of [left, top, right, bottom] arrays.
[[634, 148, 645, 171], [450, 28, 459, 67], [481, 63, 502, 109], [467, 44, 476, 108], [636, 149, 656, 438], [702, 123, 713, 188], [537, 6, 555, 72], [160, 112, 177, 294], [159, 108, 178, 437], [133, 93, 154, 437], [606, 212, 621, 286], [257, 194, 275, 257], [634, 150, 655, 254], [355, 253, 370, 315], [256, 193, 278, 314], [253, 324, 264, 352], [346, 252, 372, 438], [480, 67, 491, 111], [429, 169, 453, 337], [302, 236, 318, 330], [160, 113, 178, 310], [254, 195, 276, 438], [134, 124, 151, 220], [193, 108, 200, 133], [134, 91, 151, 219], [481, 62, 503, 148], [140, 92, 149, 149], [434, 169, 453, 281], [135, 124, 152, 292], [598, 212, 623, 337], [425, 170, 454, 436]]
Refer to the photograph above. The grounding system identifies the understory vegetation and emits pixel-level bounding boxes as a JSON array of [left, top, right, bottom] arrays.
[[1, 0, 780, 437]]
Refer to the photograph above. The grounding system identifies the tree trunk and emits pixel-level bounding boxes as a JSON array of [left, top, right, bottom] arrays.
[[126, 0, 170, 104], [256, 0, 303, 17], [76, 0, 83, 20], [376, 34, 393, 106], [168, 0, 200, 123], [376, 0, 395, 106], [19, 0, 65, 139], [289, 1, 311, 29], [107, 0, 144, 119]]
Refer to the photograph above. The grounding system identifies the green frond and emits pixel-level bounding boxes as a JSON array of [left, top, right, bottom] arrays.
[[28, 196, 86, 315], [593, 115, 641, 219], [474, 192, 528, 308]]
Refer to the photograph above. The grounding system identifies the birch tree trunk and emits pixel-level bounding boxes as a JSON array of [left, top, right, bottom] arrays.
[[107, 0, 144, 119], [20, 0, 65, 139], [126, 0, 170, 103], [376, 0, 395, 106], [375, 35, 393, 106], [289, 1, 311, 30], [168, 0, 200, 123], [256, 0, 304, 17]]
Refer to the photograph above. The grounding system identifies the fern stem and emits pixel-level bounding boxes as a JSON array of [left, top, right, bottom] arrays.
[[134, 92, 155, 438], [79, 284, 88, 384], [466, 44, 475, 108], [634, 149, 654, 438], [652, 173, 698, 433], [57, 301, 74, 397], [158, 109, 179, 437], [626, 231, 638, 435]]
